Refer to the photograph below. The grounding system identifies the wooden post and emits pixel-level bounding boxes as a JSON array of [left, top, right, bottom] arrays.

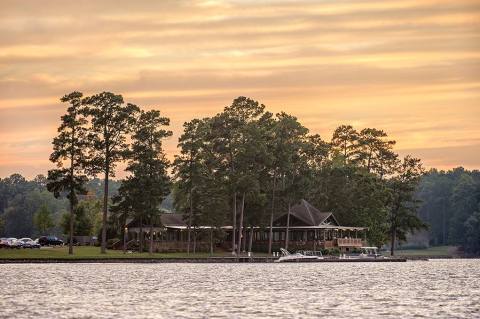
[[248, 226, 254, 253], [268, 174, 277, 255], [232, 192, 237, 255], [193, 228, 197, 254], [123, 226, 127, 254], [149, 226, 154, 255], [210, 228, 214, 256], [236, 192, 246, 256]]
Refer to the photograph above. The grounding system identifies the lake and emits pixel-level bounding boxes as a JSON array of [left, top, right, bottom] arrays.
[[0, 259, 479, 318]]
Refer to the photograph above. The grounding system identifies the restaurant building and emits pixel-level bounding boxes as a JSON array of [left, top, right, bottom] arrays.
[[126, 199, 367, 253]]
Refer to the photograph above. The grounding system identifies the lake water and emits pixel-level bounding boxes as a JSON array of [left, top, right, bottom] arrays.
[[0, 260, 479, 318]]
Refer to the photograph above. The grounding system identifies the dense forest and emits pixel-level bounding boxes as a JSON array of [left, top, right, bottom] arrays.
[[1, 169, 478, 253], [0, 94, 479, 255], [417, 168, 480, 253]]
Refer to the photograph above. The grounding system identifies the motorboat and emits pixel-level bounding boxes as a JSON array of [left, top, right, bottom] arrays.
[[274, 248, 324, 262], [340, 246, 384, 259]]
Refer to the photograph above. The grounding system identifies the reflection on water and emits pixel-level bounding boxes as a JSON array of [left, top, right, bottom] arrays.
[[0, 260, 479, 318]]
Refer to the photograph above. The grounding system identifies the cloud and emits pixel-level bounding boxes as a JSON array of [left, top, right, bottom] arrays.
[[0, 0, 479, 178]]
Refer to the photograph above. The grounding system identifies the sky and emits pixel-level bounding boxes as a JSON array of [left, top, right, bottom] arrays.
[[0, 0, 479, 179]]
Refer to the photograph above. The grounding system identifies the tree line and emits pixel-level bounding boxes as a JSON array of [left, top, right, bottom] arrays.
[[0, 174, 121, 240], [1, 93, 478, 255], [417, 168, 480, 254], [172, 97, 426, 256]]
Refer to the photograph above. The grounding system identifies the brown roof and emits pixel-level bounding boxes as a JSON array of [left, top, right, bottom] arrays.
[[279, 199, 340, 227], [160, 213, 186, 227], [127, 213, 186, 228]]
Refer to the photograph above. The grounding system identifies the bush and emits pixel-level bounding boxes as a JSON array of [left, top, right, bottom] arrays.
[[107, 238, 120, 249]]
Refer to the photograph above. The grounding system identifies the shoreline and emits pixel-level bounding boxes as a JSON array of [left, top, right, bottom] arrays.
[[0, 256, 411, 263]]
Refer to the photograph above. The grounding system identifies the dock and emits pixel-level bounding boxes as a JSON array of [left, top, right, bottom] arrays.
[[0, 256, 407, 263]]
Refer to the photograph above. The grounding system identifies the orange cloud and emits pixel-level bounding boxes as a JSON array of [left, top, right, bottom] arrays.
[[0, 0, 479, 178]]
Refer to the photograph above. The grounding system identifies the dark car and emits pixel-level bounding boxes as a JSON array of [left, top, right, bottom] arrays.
[[38, 236, 64, 246]]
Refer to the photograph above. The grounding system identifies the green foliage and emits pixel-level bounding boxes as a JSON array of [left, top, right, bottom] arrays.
[[34, 205, 55, 235], [47, 92, 91, 253], [47, 91, 89, 206], [81, 91, 140, 252], [386, 156, 428, 255], [172, 97, 429, 253], [417, 167, 480, 250], [5, 94, 479, 256], [1, 182, 67, 238], [463, 206, 480, 254], [61, 204, 94, 236], [110, 109, 172, 251]]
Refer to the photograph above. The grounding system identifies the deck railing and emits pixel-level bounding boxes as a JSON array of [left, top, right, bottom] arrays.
[[336, 238, 363, 247]]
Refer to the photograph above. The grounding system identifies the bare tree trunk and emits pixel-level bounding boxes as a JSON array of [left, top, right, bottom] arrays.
[[69, 199, 74, 255], [285, 201, 291, 250], [268, 174, 276, 255], [442, 199, 446, 245], [248, 226, 254, 253], [149, 225, 154, 255], [236, 193, 246, 255], [139, 216, 144, 253], [231, 192, 237, 255], [101, 163, 109, 254], [193, 228, 197, 254], [390, 227, 396, 256], [187, 188, 193, 255]]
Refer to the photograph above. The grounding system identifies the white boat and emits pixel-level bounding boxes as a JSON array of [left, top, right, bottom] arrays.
[[274, 248, 324, 262], [340, 247, 384, 259]]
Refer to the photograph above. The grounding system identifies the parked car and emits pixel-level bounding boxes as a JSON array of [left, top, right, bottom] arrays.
[[6, 238, 22, 249], [0, 238, 9, 248], [38, 236, 64, 246], [17, 238, 41, 249]]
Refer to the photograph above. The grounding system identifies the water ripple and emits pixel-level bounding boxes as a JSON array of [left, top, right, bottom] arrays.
[[0, 260, 479, 318]]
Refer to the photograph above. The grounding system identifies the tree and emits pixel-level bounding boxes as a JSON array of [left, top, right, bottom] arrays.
[[416, 168, 480, 248], [233, 109, 272, 255], [331, 125, 358, 164], [60, 204, 93, 237], [464, 205, 480, 255], [356, 128, 397, 177], [449, 173, 478, 245], [125, 109, 172, 254], [47, 92, 88, 254], [209, 96, 268, 255], [387, 156, 427, 256], [81, 92, 139, 253], [267, 112, 308, 252], [110, 182, 136, 252], [34, 205, 54, 235], [173, 118, 211, 254]]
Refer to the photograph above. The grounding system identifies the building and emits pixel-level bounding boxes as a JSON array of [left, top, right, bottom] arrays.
[[249, 199, 367, 253], [126, 213, 212, 252], [126, 199, 368, 253]]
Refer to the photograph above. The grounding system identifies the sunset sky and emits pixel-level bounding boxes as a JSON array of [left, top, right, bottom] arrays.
[[0, 0, 479, 179]]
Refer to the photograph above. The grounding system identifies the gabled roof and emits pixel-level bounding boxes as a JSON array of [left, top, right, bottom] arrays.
[[127, 213, 186, 228], [160, 213, 187, 227], [277, 199, 340, 227]]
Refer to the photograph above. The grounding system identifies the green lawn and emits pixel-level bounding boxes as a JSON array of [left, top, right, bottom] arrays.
[[384, 246, 458, 257], [0, 246, 243, 259]]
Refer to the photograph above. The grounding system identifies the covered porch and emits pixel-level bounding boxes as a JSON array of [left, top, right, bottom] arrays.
[[249, 225, 367, 252]]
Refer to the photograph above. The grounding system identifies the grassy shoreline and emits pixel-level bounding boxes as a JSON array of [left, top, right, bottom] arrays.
[[0, 246, 241, 259], [0, 245, 464, 261]]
